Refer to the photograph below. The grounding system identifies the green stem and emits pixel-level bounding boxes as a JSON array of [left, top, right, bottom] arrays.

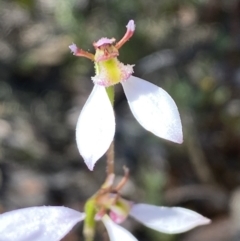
[[106, 86, 114, 105], [83, 198, 97, 241], [105, 86, 115, 175]]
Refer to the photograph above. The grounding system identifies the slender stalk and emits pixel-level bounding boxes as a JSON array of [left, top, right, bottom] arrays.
[[105, 86, 115, 175], [106, 142, 114, 175], [114, 166, 129, 191]]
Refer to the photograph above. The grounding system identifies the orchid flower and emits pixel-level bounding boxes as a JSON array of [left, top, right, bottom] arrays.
[[0, 204, 210, 241], [69, 20, 183, 170], [0, 167, 210, 241]]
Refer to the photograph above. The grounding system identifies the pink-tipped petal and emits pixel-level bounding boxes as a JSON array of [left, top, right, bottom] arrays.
[[130, 204, 211, 234], [109, 211, 124, 224], [109, 198, 132, 224], [122, 76, 183, 143], [126, 20, 135, 32], [115, 20, 135, 49], [69, 43, 78, 55], [93, 38, 116, 48], [76, 85, 115, 170], [0, 206, 85, 241], [102, 216, 138, 241]]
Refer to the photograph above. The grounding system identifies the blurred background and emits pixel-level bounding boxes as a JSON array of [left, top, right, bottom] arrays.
[[0, 0, 240, 240]]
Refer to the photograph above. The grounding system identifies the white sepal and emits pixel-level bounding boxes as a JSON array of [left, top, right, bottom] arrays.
[[102, 215, 138, 241], [0, 206, 85, 241], [76, 85, 115, 170], [122, 76, 183, 143], [130, 204, 210, 234]]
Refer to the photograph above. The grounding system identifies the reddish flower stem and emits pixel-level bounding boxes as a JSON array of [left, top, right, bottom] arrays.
[[114, 166, 129, 192], [106, 141, 115, 176]]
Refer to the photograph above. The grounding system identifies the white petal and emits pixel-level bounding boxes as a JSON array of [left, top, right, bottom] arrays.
[[76, 85, 115, 170], [130, 204, 211, 234], [122, 76, 183, 143], [102, 216, 138, 241], [0, 206, 85, 241]]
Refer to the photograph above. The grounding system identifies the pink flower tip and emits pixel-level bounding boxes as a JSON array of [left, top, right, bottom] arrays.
[[93, 38, 116, 48], [126, 20, 135, 32], [69, 43, 78, 55], [110, 211, 125, 224]]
